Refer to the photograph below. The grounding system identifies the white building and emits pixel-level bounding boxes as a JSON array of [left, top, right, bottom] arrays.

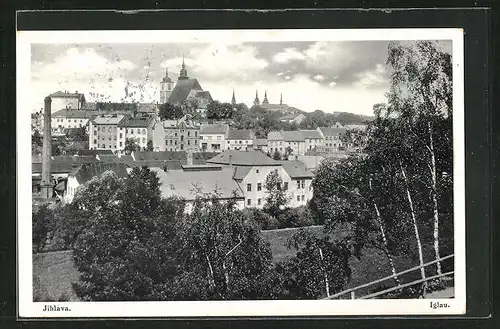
[[51, 109, 97, 133], [267, 131, 307, 156], [199, 123, 229, 153], [206, 150, 314, 209], [226, 130, 255, 151], [49, 91, 86, 113]]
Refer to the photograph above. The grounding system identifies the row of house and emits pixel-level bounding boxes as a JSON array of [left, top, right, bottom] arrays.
[[34, 150, 314, 213]]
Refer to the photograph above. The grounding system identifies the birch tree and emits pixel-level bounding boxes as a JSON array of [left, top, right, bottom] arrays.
[[386, 41, 453, 274]]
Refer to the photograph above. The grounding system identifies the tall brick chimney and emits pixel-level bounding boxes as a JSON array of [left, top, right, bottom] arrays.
[[40, 96, 54, 199]]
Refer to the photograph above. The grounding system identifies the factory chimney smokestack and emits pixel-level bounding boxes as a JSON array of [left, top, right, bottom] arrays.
[[40, 96, 54, 199]]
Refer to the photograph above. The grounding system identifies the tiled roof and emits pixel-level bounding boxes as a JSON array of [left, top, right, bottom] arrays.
[[97, 154, 121, 163], [300, 130, 323, 139], [207, 150, 280, 167], [290, 155, 325, 171], [118, 115, 154, 128], [133, 151, 187, 161], [152, 167, 244, 201], [253, 139, 268, 146], [318, 126, 348, 136], [78, 149, 114, 156], [195, 91, 212, 100], [95, 102, 137, 112], [52, 109, 98, 119], [71, 162, 129, 185], [131, 160, 184, 170], [82, 102, 97, 110], [51, 155, 100, 165], [200, 123, 229, 135], [32, 162, 76, 174], [92, 114, 126, 125], [227, 130, 254, 140], [167, 78, 203, 105], [232, 166, 251, 180], [280, 160, 314, 179]]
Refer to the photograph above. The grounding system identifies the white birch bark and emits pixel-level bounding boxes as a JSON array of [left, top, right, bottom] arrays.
[[318, 247, 330, 297]]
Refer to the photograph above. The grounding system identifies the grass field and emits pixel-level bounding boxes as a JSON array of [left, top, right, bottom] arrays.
[[33, 225, 451, 301]]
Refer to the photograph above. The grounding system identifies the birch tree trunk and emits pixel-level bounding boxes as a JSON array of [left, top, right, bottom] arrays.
[[318, 247, 330, 297], [427, 121, 442, 275], [400, 162, 427, 294], [369, 178, 400, 286], [205, 254, 215, 288]]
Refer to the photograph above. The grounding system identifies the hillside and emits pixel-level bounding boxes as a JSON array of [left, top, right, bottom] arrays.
[[33, 225, 448, 301]]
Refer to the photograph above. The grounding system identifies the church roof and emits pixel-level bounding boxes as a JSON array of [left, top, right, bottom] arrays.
[[195, 91, 212, 101], [167, 78, 203, 105]]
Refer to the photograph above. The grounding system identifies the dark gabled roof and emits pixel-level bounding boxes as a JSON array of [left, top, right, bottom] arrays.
[[280, 160, 314, 179], [95, 102, 137, 112], [130, 160, 184, 170], [167, 78, 203, 105], [133, 151, 187, 162], [192, 152, 218, 165], [78, 149, 114, 156], [118, 115, 154, 128], [71, 162, 129, 185], [98, 154, 121, 163], [32, 162, 77, 174], [195, 91, 212, 101], [52, 109, 98, 119], [82, 102, 97, 110], [200, 123, 229, 135], [227, 130, 254, 140], [207, 150, 280, 166], [51, 155, 100, 165]]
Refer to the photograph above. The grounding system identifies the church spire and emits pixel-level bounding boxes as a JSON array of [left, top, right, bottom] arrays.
[[231, 89, 236, 105], [280, 92, 283, 105], [179, 54, 188, 80], [253, 90, 260, 106], [262, 90, 269, 105]]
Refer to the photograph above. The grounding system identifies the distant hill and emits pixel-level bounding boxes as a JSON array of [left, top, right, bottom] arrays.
[[329, 111, 374, 125]]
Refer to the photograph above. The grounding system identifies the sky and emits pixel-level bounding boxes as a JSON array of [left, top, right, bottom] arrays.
[[30, 40, 452, 116]]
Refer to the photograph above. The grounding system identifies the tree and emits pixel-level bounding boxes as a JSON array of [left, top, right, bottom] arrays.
[[386, 40, 453, 275], [206, 101, 234, 121], [280, 229, 351, 299], [32, 130, 43, 147], [124, 138, 140, 155], [263, 169, 289, 218], [159, 103, 184, 120], [272, 149, 282, 161], [284, 146, 294, 159], [32, 203, 55, 253], [146, 140, 154, 151], [66, 127, 88, 143]]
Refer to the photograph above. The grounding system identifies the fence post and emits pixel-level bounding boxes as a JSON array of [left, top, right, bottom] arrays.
[[351, 291, 355, 300]]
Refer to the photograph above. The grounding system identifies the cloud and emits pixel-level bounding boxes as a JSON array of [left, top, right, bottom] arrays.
[[284, 76, 291, 80], [272, 47, 306, 63], [276, 72, 284, 76], [328, 81, 337, 88], [161, 43, 269, 82], [352, 63, 388, 88], [313, 74, 325, 81]]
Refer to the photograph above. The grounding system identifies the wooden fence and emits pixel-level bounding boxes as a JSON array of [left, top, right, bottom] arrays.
[[324, 254, 454, 300]]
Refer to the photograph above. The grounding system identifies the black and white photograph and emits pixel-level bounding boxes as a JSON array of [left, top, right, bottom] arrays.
[[17, 28, 465, 317]]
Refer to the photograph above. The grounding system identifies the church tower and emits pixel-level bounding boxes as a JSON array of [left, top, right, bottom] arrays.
[[160, 67, 174, 104], [253, 90, 260, 106], [280, 92, 283, 105], [178, 55, 188, 80], [262, 90, 269, 105], [231, 89, 236, 106]]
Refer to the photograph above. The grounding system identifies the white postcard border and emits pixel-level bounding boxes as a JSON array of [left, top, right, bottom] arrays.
[[17, 28, 466, 318]]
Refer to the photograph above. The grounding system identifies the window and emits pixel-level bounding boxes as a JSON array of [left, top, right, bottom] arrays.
[[175, 140, 178, 145], [256, 169, 259, 174], [301, 180, 305, 189], [239, 140, 242, 144], [257, 198, 261, 206], [181, 144, 184, 150], [175, 132, 178, 137], [247, 184, 252, 192], [247, 199, 251, 206], [119, 133, 123, 138], [297, 180, 300, 189], [188, 140, 191, 145], [301, 195, 305, 201], [208, 136, 212, 140], [102, 144, 105, 148], [297, 195, 300, 201], [194, 139, 198, 144], [257, 183, 262, 191], [120, 142, 123, 147], [93, 139, 97, 144], [284, 182, 288, 190], [143, 129, 146, 134], [195, 131, 198, 137], [187, 131, 191, 137], [170, 140, 173, 145], [217, 136, 221, 141], [142, 138, 146, 143]]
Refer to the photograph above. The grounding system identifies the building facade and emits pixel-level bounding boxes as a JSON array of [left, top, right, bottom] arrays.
[[152, 115, 201, 152], [226, 130, 255, 151], [49, 91, 86, 113], [199, 123, 229, 153], [267, 131, 307, 156]]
